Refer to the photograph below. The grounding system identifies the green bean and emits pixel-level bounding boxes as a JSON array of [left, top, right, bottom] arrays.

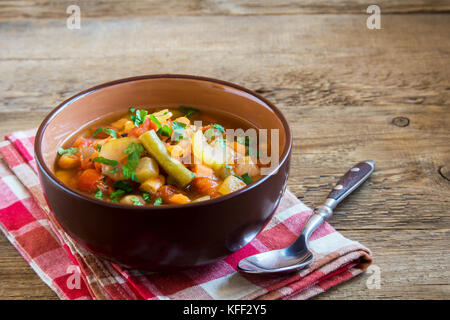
[[139, 130, 195, 187]]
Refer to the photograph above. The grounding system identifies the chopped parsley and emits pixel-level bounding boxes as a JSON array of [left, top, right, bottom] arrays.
[[131, 109, 148, 127], [93, 157, 119, 167], [179, 106, 198, 117], [172, 121, 186, 142], [92, 128, 117, 138], [57, 147, 78, 156], [149, 114, 162, 128], [108, 167, 118, 174], [153, 197, 163, 206], [113, 180, 133, 193], [204, 124, 225, 140], [94, 189, 103, 200], [92, 128, 102, 137], [212, 124, 225, 133], [122, 142, 145, 181], [96, 144, 102, 152], [142, 192, 152, 203], [157, 125, 172, 137], [236, 136, 259, 158], [103, 128, 118, 138], [131, 196, 144, 206], [110, 189, 125, 202], [96, 176, 106, 184], [238, 173, 253, 185]]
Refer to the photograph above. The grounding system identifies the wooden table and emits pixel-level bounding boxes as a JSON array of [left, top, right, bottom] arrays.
[[0, 1, 449, 300]]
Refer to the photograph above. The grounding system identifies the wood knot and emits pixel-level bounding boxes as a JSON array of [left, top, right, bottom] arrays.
[[438, 166, 450, 181], [392, 116, 410, 127]]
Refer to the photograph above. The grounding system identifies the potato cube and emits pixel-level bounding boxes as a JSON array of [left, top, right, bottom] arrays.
[[135, 157, 159, 182], [57, 154, 80, 169], [55, 170, 77, 188], [140, 175, 165, 195], [192, 195, 211, 202], [218, 175, 246, 195], [111, 118, 129, 131], [119, 195, 145, 206], [123, 120, 135, 132], [234, 156, 260, 178], [152, 109, 172, 122]]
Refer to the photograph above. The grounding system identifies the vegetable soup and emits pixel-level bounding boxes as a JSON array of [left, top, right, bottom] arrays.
[[53, 106, 266, 206]]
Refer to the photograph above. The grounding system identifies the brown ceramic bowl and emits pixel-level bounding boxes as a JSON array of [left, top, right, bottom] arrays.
[[35, 75, 292, 270]]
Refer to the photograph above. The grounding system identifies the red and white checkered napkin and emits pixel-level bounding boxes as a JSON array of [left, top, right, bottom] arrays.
[[0, 129, 372, 300]]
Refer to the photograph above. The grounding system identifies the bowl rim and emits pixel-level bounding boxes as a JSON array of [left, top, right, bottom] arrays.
[[35, 74, 293, 211]]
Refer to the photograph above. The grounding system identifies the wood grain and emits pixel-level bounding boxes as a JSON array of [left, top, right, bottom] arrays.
[[1, 0, 450, 20], [0, 4, 449, 300]]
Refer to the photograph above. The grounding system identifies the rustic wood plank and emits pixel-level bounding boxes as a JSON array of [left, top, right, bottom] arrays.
[[0, 13, 448, 299], [287, 104, 450, 231], [1, 0, 449, 20], [0, 15, 448, 110]]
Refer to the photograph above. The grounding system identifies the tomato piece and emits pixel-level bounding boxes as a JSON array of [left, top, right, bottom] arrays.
[[155, 185, 183, 203], [77, 169, 104, 192], [190, 177, 220, 198], [128, 118, 158, 137], [80, 150, 99, 170], [72, 136, 91, 148], [148, 118, 159, 131]]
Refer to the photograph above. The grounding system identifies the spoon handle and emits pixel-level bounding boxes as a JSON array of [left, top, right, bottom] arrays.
[[300, 160, 375, 240], [325, 160, 375, 211]]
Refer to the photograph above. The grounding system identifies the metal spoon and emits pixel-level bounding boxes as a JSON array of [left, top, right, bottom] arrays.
[[238, 160, 375, 274]]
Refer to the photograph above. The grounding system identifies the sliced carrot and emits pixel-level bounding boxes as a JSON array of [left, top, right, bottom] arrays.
[[77, 169, 104, 192]]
